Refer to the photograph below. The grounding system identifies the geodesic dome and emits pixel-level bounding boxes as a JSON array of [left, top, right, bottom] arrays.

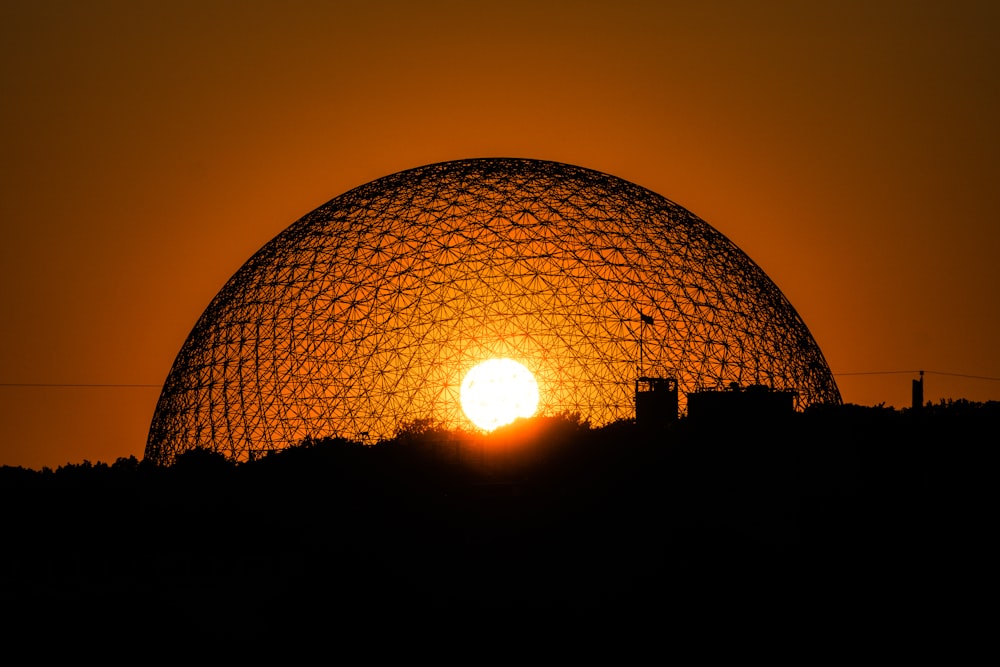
[[146, 158, 840, 464]]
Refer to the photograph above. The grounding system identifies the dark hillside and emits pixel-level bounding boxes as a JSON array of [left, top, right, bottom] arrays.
[[1, 403, 991, 654]]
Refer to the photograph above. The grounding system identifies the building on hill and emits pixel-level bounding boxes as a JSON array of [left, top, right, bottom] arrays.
[[686, 382, 797, 424]]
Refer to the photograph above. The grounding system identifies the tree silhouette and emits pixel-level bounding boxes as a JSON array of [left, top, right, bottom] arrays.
[[1, 400, 993, 650]]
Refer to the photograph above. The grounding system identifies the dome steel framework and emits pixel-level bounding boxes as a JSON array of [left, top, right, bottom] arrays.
[[146, 158, 841, 465]]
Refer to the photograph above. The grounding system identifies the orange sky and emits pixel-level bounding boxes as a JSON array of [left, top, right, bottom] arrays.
[[2, 0, 999, 470]]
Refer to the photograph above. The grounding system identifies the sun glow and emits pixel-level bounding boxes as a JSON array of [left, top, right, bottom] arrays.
[[460, 358, 539, 431]]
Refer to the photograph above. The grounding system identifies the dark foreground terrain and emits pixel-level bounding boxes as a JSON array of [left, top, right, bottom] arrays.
[[0, 402, 992, 656]]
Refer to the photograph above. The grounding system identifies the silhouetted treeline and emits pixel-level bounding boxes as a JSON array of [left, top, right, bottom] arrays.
[[1, 401, 992, 652]]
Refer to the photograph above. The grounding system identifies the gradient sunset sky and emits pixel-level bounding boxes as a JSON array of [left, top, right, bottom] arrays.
[[2, 0, 998, 470]]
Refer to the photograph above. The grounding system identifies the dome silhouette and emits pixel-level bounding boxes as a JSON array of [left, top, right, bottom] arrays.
[[146, 158, 841, 464]]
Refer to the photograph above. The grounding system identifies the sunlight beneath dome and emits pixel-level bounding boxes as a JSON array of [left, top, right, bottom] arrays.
[[460, 358, 539, 431]]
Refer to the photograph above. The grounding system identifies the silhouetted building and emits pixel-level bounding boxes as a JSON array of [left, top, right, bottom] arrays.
[[687, 383, 797, 424], [635, 376, 678, 430]]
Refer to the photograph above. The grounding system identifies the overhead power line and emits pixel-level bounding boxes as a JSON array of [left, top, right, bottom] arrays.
[[0, 383, 161, 388], [3, 370, 1000, 388], [835, 370, 920, 376], [834, 370, 1000, 382]]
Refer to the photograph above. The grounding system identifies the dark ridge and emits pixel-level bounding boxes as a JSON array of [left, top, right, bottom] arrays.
[[1, 402, 991, 654]]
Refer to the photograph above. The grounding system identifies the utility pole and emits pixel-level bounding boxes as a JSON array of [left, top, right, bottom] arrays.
[[912, 370, 924, 410]]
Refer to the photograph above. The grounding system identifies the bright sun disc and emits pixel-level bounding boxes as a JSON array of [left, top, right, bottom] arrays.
[[460, 358, 539, 431]]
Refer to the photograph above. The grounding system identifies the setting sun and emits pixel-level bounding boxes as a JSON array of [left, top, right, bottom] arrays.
[[460, 358, 540, 431]]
